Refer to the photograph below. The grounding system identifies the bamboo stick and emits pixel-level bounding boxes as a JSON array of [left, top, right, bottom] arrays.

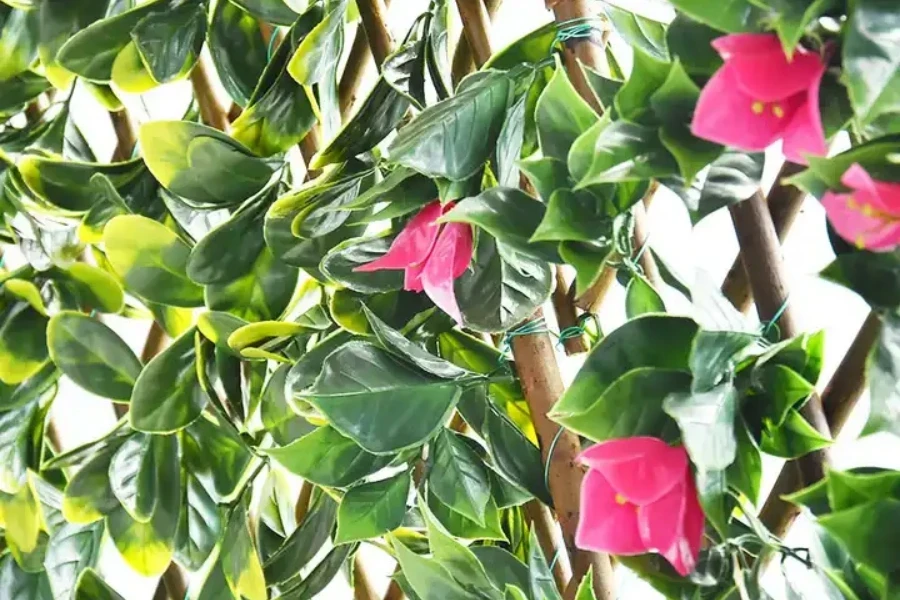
[[451, 0, 502, 86], [720, 163, 806, 312], [356, 0, 394, 66], [454, 0, 493, 68], [552, 267, 588, 354], [190, 59, 230, 132], [727, 191, 831, 525]]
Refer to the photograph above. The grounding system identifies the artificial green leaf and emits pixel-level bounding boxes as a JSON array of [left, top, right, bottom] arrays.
[[695, 151, 765, 221], [665, 13, 723, 76], [819, 499, 900, 576], [263, 492, 337, 585], [312, 75, 411, 169], [303, 341, 460, 454], [55, 0, 168, 81], [335, 471, 410, 544], [553, 314, 698, 420], [46, 522, 104, 600], [495, 91, 528, 188], [51, 262, 126, 314], [0, 7, 40, 81], [131, 2, 205, 84], [109, 433, 178, 525], [0, 71, 50, 116], [221, 503, 266, 600], [575, 121, 678, 187], [604, 4, 669, 61], [483, 404, 551, 505], [286, 0, 344, 85], [130, 327, 206, 433], [429, 429, 490, 525], [276, 542, 356, 599], [454, 235, 553, 333], [208, 0, 268, 107], [175, 474, 221, 571], [471, 547, 530, 597], [664, 383, 738, 471], [61, 438, 123, 524], [821, 250, 900, 310], [864, 313, 900, 436], [205, 246, 298, 323], [535, 58, 598, 162], [187, 197, 268, 285], [760, 409, 832, 458], [103, 215, 204, 307], [107, 480, 180, 578], [36, 1, 108, 89], [689, 330, 758, 392], [0, 302, 47, 386], [47, 312, 141, 402], [232, 8, 321, 156], [140, 120, 273, 206], [614, 49, 671, 124], [666, 0, 766, 33], [391, 536, 473, 600], [230, 0, 299, 26], [528, 529, 562, 600], [182, 416, 253, 503], [625, 275, 666, 318], [442, 187, 558, 262], [843, 0, 900, 127], [484, 21, 559, 70], [791, 135, 900, 199], [74, 569, 124, 600], [519, 155, 570, 203], [388, 70, 511, 180], [531, 188, 615, 243], [362, 305, 468, 379]]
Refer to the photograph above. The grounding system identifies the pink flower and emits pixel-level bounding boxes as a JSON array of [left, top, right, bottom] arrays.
[[575, 437, 704, 576], [691, 33, 827, 165], [822, 163, 900, 252], [355, 200, 473, 323]]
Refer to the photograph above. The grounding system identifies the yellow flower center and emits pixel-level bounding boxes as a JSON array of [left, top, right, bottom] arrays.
[[772, 104, 785, 118], [751, 101, 765, 115], [614, 494, 628, 505]]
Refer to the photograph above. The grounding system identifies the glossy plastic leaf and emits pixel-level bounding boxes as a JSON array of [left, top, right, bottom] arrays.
[[37, 1, 108, 89], [45, 522, 104, 600], [574, 120, 678, 186], [286, 0, 344, 85], [454, 235, 553, 333], [320, 234, 406, 293], [187, 197, 268, 285], [182, 416, 254, 503], [335, 471, 410, 544], [625, 275, 666, 318], [229, 0, 299, 26], [664, 383, 738, 471], [140, 121, 273, 206], [131, 2, 205, 84], [208, 0, 268, 107], [304, 341, 460, 454], [174, 474, 221, 571], [47, 312, 141, 402], [391, 536, 473, 600], [62, 438, 125, 524], [535, 58, 599, 162], [429, 429, 490, 525], [388, 71, 511, 181], [204, 246, 297, 322], [604, 4, 668, 61], [263, 492, 337, 585], [264, 425, 393, 487], [0, 302, 48, 385], [843, 0, 900, 126], [104, 215, 204, 307], [221, 503, 266, 600], [130, 327, 206, 433], [666, 0, 766, 33], [74, 569, 125, 600]]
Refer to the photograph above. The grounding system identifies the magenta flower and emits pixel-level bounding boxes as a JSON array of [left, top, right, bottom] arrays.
[[691, 33, 827, 164], [575, 437, 704, 576], [821, 163, 900, 251], [355, 200, 473, 323]]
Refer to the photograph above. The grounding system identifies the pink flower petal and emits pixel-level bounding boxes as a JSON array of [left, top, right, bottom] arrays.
[[729, 50, 824, 103], [660, 476, 705, 577], [354, 201, 443, 273], [691, 65, 788, 152], [576, 469, 646, 555], [712, 33, 783, 57], [404, 261, 426, 292], [822, 190, 900, 252], [637, 481, 686, 556], [842, 164, 900, 216], [781, 66, 828, 164], [579, 437, 688, 505], [421, 222, 472, 324]]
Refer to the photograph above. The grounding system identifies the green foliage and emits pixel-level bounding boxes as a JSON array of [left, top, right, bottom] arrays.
[[0, 0, 893, 597]]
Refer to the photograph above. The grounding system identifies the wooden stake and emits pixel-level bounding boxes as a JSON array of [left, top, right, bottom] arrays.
[[190, 59, 230, 132], [759, 311, 881, 539], [720, 163, 806, 312], [728, 191, 831, 522], [454, 0, 493, 67], [510, 309, 616, 600], [552, 268, 588, 354], [451, 0, 502, 86], [356, 0, 394, 66], [109, 110, 137, 162]]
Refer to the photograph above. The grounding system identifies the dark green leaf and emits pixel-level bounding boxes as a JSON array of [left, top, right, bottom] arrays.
[[535, 59, 599, 162], [528, 529, 563, 600], [695, 152, 765, 221], [74, 569, 124, 600], [229, 0, 299, 26], [220, 503, 266, 600], [205, 246, 298, 323], [391, 536, 473, 600], [819, 499, 900, 576], [666, 14, 723, 76], [388, 71, 511, 181], [264, 493, 338, 585], [865, 313, 900, 436], [760, 409, 832, 458], [666, 0, 766, 33], [174, 474, 221, 571], [131, 2, 205, 84], [208, 0, 268, 107], [187, 196, 269, 285], [0, 71, 50, 116], [614, 49, 671, 124], [483, 404, 551, 506], [664, 383, 738, 471], [286, 0, 344, 86], [454, 235, 553, 333], [335, 471, 410, 544], [130, 327, 206, 433], [303, 341, 460, 454], [843, 0, 900, 126], [47, 312, 141, 402], [429, 429, 490, 525], [604, 5, 669, 61], [182, 416, 253, 503], [574, 121, 678, 186], [45, 522, 103, 600]]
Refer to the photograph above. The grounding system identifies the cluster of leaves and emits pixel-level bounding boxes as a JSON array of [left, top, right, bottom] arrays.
[[0, 0, 898, 598]]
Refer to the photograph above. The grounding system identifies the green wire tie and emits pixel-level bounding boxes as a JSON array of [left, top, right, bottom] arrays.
[[498, 317, 551, 364], [557, 312, 600, 347], [760, 295, 790, 343], [554, 17, 606, 47]]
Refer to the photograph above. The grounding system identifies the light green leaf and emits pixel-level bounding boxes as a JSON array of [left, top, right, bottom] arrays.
[[391, 536, 473, 600], [664, 383, 738, 471], [625, 275, 666, 318], [575, 121, 678, 186], [287, 0, 344, 85], [604, 5, 668, 61], [205, 246, 298, 323], [221, 503, 266, 600], [535, 58, 599, 162], [666, 0, 766, 33]]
